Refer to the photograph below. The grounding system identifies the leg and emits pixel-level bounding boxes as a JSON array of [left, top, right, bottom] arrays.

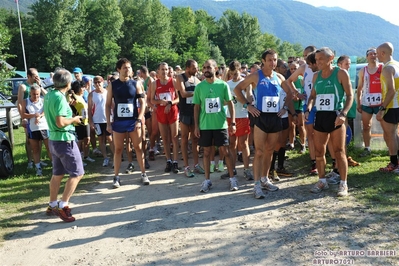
[[158, 123, 171, 160], [180, 122, 190, 167], [112, 132, 126, 176]]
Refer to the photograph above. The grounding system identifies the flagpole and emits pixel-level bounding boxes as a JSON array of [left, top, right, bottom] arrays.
[[16, 0, 27, 75]]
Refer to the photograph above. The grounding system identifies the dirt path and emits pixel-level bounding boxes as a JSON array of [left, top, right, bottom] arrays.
[[0, 154, 398, 265]]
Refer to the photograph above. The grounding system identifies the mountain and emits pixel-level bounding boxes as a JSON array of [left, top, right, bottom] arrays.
[[160, 0, 399, 58], [2, 0, 398, 58]]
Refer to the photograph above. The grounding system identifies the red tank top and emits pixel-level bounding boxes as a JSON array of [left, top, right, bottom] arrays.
[[366, 64, 382, 93], [155, 78, 177, 113]]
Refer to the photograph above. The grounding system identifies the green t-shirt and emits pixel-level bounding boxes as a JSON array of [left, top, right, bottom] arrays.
[[193, 79, 232, 130], [44, 89, 76, 141], [293, 76, 304, 111]]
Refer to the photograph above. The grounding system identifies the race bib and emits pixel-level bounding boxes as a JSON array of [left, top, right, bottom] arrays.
[[364, 92, 382, 106], [186, 96, 193, 104], [261, 96, 279, 113], [159, 92, 172, 101], [205, 98, 221, 113], [315, 94, 334, 111], [117, 103, 133, 117]]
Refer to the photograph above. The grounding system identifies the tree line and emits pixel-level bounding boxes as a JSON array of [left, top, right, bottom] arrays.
[[0, 0, 304, 76]]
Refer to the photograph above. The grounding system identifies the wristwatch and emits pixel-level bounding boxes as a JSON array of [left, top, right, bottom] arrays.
[[283, 105, 289, 110], [231, 122, 236, 126], [167, 101, 172, 106], [243, 102, 250, 109]]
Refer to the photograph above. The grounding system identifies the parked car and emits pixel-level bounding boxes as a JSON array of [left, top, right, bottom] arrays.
[[3, 77, 27, 103], [0, 93, 20, 131], [0, 129, 14, 177]]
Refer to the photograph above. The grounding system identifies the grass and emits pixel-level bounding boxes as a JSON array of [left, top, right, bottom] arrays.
[[0, 128, 398, 243]]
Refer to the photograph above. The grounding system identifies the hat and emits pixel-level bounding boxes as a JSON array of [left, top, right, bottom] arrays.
[[366, 48, 376, 56], [82, 75, 91, 84], [175, 65, 181, 70], [73, 67, 82, 73]]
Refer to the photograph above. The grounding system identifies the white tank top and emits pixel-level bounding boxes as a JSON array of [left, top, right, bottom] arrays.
[[226, 79, 248, 118], [91, 90, 107, 123], [303, 64, 315, 101], [26, 98, 48, 131]]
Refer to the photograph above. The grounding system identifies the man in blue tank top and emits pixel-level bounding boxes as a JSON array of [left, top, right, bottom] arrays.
[[234, 49, 297, 199]]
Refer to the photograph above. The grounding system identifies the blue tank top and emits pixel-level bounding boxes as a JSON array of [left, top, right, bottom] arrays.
[[112, 79, 139, 121], [255, 70, 282, 113]]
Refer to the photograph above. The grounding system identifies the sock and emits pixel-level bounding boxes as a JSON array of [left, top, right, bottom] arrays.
[[320, 178, 327, 183], [365, 147, 370, 151], [311, 160, 316, 167], [390, 155, 398, 166], [218, 160, 223, 164], [340, 180, 347, 186], [277, 148, 286, 169], [49, 201, 58, 208], [238, 151, 242, 155], [260, 176, 268, 183], [271, 151, 278, 171], [58, 201, 68, 208], [211, 161, 215, 165], [255, 180, 261, 186], [167, 159, 172, 163], [35, 163, 41, 169], [173, 160, 178, 164]]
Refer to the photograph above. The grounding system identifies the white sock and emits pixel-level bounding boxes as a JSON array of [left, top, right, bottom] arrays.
[[49, 201, 58, 208], [340, 180, 347, 186], [59, 201, 68, 209], [211, 161, 215, 165], [35, 163, 41, 169], [261, 176, 268, 183]]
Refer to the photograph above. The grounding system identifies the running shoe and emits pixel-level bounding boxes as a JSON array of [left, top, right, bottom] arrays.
[[276, 167, 293, 177], [229, 177, 239, 191], [254, 184, 265, 199], [194, 164, 205, 174], [360, 148, 371, 157], [103, 158, 110, 167], [141, 173, 150, 185], [113, 176, 121, 188], [237, 153, 243, 162], [379, 162, 398, 172], [220, 169, 237, 179], [261, 180, 279, 192], [347, 156, 360, 167], [337, 183, 348, 197], [326, 171, 341, 185], [310, 164, 318, 175], [184, 167, 195, 178], [217, 161, 224, 172], [84, 156, 95, 162], [40, 161, 48, 167], [310, 180, 329, 193], [210, 163, 215, 173], [173, 162, 179, 173], [52, 205, 75, 222], [244, 169, 254, 180], [200, 179, 212, 193], [27, 162, 33, 169], [165, 161, 172, 173], [36, 167, 43, 176], [149, 150, 155, 161], [125, 162, 135, 173]]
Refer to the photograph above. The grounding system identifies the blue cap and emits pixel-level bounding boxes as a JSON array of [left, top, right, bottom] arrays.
[[82, 75, 91, 84], [73, 67, 82, 73]]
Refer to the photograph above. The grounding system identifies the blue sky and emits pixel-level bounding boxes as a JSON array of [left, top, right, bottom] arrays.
[[295, 0, 399, 26]]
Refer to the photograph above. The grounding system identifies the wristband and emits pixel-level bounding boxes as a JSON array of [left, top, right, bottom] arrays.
[[231, 122, 236, 126], [379, 106, 386, 111], [168, 101, 172, 106], [137, 119, 142, 124]]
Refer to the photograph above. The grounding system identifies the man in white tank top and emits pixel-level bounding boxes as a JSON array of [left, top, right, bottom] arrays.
[[88, 76, 114, 167]]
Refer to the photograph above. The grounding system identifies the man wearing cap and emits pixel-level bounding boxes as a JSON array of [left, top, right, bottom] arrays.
[[356, 48, 383, 157], [175, 65, 182, 74]]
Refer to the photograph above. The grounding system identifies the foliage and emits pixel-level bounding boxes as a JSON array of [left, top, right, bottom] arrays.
[[0, 23, 15, 94]]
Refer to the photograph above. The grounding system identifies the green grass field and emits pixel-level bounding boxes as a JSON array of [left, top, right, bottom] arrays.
[[0, 127, 398, 243]]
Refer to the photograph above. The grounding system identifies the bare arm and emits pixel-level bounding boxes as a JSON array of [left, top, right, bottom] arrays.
[[87, 91, 94, 127], [17, 84, 26, 116], [356, 68, 365, 111], [380, 66, 396, 109], [338, 69, 354, 115], [56, 115, 81, 128], [194, 104, 201, 138], [175, 74, 194, 98], [233, 72, 260, 117], [136, 80, 146, 121], [105, 82, 113, 128]]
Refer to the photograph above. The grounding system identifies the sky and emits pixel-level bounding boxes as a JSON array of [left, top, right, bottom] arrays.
[[295, 0, 399, 26]]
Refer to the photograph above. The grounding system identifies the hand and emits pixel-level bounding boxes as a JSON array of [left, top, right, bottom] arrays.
[[164, 104, 171, 114], [106, 124, 113, 134], [277, 108, 287, 117], [376, 110, 384, 121], [247, 105, 260, 117], [304, 111, 309, 123], [229, 124, 236, 135], [356, 106, 362, 113], [292, 115, 298, 125], [194, 127, 200, 138], [298, 93, 306, 100], [334, 115, 346, 127]]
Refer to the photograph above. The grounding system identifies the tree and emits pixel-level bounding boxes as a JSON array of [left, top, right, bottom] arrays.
[[215, 10, 262, 64], [29, 0, 86, 70], [170, 6, 196, 55], [0, 24, 15, 93], [82, 0, 123, 75]]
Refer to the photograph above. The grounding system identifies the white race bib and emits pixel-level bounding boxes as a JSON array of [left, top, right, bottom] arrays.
[[159, 92, 172, 101], [363, 92, 382, 106], [117, 103, 133, 117], [315, 94, 334, 111], [205, 98, 221, 113], [261, 96, 279, 113], [186, 96, 193, 104]]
